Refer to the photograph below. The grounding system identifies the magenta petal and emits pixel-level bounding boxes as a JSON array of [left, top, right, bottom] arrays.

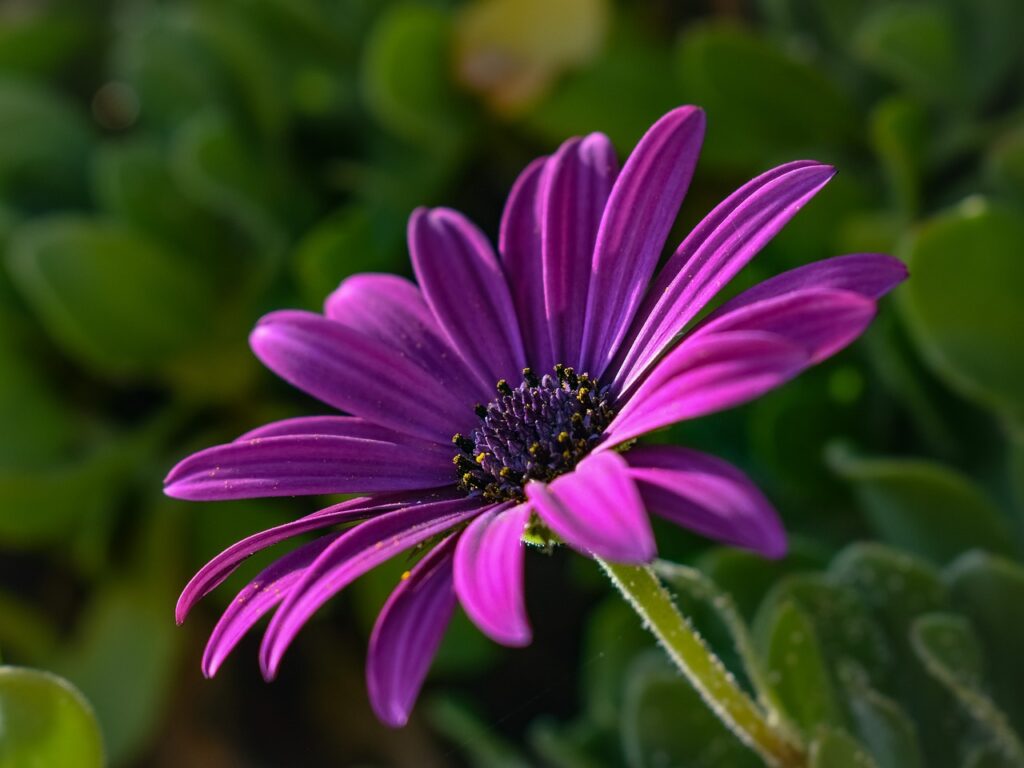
[[540, 133, 619, 369], [526, 451, 655, 564], [175, 491, 456, 624], [259, 497, 488, 679], [500, 156, 555, 374], [236, 416, 417, 442], [578, 106, 706, 378], [701, 253, 907, 319], [409, 207, 527, 385], [367, 535, 458, 728], [323, 273, 491, 401], [454, 504, 532, 647], [164, 433, 453, 501], [624, 445, 786, 558], [606, 331, 808, 445], [250, 310, 474, 442], [613, 161, 836, 393], [202, 534, 339, 678], [690, 288, 877, 365]]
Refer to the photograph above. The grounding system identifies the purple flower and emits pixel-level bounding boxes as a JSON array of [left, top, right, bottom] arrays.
[[165, 105, 906, 726]]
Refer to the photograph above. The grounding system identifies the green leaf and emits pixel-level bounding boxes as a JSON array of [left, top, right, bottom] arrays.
[[0, 666, 104, 768], [7, 216, 215, 377], [426, 696, 532, 768], [830, 543, 948, 636], [170, 112, 289, 265], [362, 4, 469, 148], [580, 597, 652, 728], [54, 585, 181, 765], [755, 574, 891, 686], [853, 4, 963, 106], [523, 20, 680, 151], [840, 661, 924, 768], [292, 205, 405, 307], [828, 447, 1013, 563], [946, 552, 1024, 733], [900, 201, 1024, 426], [92, 140, 222, 259], [760, 599, 843, 735], [911, 613, 1024, 764], [869, 97, 927, 217], [810, 727, 881, 768], [674, 22, 857, 172], [986, 124, 1024, 202], [620, 652, 760, 768], [0, 77, 91, 206]]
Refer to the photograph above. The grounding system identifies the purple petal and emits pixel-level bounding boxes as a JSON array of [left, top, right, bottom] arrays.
[[202, 534, 339, 677], [540, 133, 619, 370], [323, 273, 492, 400], [237, 416, 417, 442], [259, 496, 489, 679], [409, 207, 527, 386], [367, 535, 458, 727], [499, 156, 555, 374], [690, 288, 877, 365], [606, 331, 808, 445], [612, 161, 836, 394], [453, 504, 532, 647], [526, 451, 655, 563], [624, 445, 786, 558], [250, 310, 475, 442], [701, 253, 908, 320], [578, 106, 706, 378], [164, 432, 453, 501], [176, 492, 450, 624]]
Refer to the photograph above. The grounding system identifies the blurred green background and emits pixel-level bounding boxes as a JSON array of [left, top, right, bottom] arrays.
[[1, 0, 1023, 766]]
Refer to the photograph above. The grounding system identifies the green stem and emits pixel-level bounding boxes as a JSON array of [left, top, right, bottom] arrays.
[[598, 558, 806, 768]]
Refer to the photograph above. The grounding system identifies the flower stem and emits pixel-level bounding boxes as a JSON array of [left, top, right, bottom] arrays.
[[597, 558, 807, 768]]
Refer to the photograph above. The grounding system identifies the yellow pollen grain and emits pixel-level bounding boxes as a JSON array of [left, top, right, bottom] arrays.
[[475, 452, 486, 464], [400, 570, 412, 581]]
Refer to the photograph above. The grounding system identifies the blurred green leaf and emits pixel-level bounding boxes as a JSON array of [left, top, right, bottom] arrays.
[[987, 124, 1024, 202], [7, 216, 215, 377], [755, 574, 890, 686], [171, 112, 289, 265], [900, 201, 1024, 426], [292, 205, 404, 307], [426, 695, 532, 768], [0, 77, 91, 206], [853, 4, 963, 106], [620, 652, 759, 768], [92, 140, 221, 260], [946, 552, 1024, 733], [362, 4, 469, 148], [828, 447, 1014, 563], [760, 599, 843, 735], [810, 726, 880, 768], [54, 588, 178, 765], [528, 717, 609, 768], [0, 666, 104, 768], [870, 97, 927, 217], [830, 543, 948, 636], [0, 7, 93, 77], [675, 22, 857, 172], [454, 0, 608, 116], [110, 6, 224, 129], [911, 613, 1024, 764], [840, 661, 924, 768], [523, 20, 680, 151], [580, 596, 651, 729]]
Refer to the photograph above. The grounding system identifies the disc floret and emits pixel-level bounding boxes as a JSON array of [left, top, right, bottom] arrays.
[[453, 365, 615, 502]]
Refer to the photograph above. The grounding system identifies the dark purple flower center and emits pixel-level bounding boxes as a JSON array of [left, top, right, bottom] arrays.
[[452, 365, 615, 502]]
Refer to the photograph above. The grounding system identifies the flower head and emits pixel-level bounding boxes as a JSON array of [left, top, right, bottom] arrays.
[[165, 105, 907, 726]]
